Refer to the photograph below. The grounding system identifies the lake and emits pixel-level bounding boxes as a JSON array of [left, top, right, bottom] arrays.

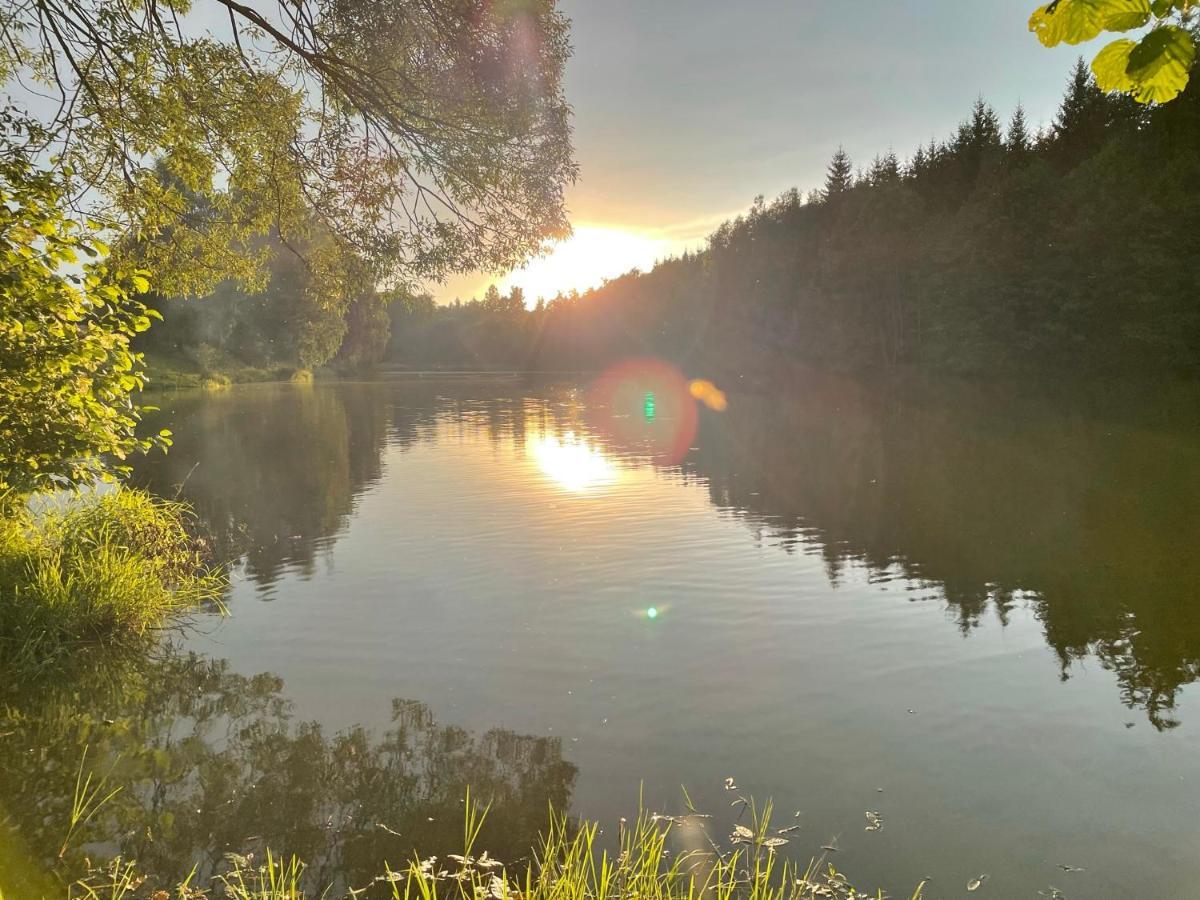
[[3, 368, 1200, 897]]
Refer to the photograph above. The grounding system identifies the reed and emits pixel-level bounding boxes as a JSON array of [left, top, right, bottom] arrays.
[[70, 792, 924, 900]]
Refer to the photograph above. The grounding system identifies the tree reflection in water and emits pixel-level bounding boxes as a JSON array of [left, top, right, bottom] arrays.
[[132, 376, 1200, 730], [0, 647, 576, 895]]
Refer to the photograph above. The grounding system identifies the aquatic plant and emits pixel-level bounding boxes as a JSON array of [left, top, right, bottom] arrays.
[[67, 792, 925, 900]]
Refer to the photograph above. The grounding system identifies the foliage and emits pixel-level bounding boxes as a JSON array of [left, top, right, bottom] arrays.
[[382, 61, 1200, 377], [1029, 0, 1198, 103], [136, 226, 392, 374], [385, 285, 537, 370], [0, 137, 167, 497], [0, 0, 576, 295], [0, 488, 223, 666]]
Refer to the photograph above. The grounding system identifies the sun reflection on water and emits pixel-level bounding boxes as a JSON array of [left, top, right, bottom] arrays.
[[529, 431, 617, 493]]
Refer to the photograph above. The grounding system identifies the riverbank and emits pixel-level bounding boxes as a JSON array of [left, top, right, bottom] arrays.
[[0, 488, 224, 670], [142, 350, 321, 391]]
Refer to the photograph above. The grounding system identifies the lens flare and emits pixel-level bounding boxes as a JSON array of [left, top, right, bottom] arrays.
[[688, 379, 728, 412], [588, 359, 697, 465], [529, 431, 617, 493]]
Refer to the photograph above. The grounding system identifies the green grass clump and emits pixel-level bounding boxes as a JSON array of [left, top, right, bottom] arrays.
[[0, 488, 224, 666]]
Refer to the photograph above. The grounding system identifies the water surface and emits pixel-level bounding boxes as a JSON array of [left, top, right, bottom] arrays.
[[4, 372, 1199, 897]]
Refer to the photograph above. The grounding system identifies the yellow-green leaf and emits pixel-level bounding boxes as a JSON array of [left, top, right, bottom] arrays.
[[1127, 24, 1196, 102], [1092, 38, 1139, 91], [1030, 0, 1107, 47], [1102, 0, 1152, 31]]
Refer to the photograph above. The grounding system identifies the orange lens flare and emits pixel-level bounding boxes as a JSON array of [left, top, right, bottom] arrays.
[[688, 379, 728, 412]]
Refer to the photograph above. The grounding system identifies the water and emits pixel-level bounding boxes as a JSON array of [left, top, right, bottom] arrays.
[[3, 370, 1200, 897]]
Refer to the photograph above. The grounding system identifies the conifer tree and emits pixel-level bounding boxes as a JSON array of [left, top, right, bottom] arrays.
[[1052, 58, 1111, 164], [823, 147, 854, 200], [1006, 104, 1032, 156]]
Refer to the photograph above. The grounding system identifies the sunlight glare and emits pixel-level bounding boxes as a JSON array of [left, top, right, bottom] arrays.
[[529, 431, 617, 493], [503, 226, 676, 305]]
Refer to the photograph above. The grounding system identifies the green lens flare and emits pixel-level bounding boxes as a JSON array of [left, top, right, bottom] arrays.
[[643, 392, 656, 420], [646, 606, 658, 619]]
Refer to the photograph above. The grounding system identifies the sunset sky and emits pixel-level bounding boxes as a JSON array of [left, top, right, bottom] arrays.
[[436, 0, 1085, 305]]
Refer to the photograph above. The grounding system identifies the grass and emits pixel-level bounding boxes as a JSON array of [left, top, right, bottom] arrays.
[[59, 747, 123, 860], [67, 791, 926, 900], [0, 487, 224, 668]]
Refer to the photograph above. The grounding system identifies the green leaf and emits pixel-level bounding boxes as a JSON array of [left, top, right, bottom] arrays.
[[1030, 0, 1107, 47], [1092, 38, 1139, 91], [1150, 0, 1187, 14], [1102, 0, 1152, 31], [1031, 0, 1151, 46], [1127, 25, 1196, 102]]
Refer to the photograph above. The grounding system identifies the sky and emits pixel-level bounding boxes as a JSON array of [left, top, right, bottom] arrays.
[[435, 0, 1087, 304]]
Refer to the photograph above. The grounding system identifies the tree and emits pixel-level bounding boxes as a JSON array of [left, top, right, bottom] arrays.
[[0, 1, 577, 295], [482, 284, 505, 311], [1051, 58, 1121, 165], [1006, 104, 1033, 156], [1029, 0, 1197, 104], [0, 139, 166, 498], [868, 151, 901, 186], [823, 146, 854, 200]]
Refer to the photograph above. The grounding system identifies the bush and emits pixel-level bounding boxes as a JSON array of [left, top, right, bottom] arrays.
[[0, 488, 223, 666]]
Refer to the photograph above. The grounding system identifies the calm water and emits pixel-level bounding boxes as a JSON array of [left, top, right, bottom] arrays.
[[4, 371, 1200, 897]]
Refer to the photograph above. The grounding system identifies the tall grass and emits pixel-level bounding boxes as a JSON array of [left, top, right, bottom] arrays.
[[0, 488, 224, 667], [70, 794, 925, 900]]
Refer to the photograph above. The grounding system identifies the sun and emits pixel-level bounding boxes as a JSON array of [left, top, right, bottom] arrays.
[[501, 225, 675, 305]]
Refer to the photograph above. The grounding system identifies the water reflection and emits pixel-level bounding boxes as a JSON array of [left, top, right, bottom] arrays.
[[133, 385, 393, 595], [0, 648, 576, 895], [682, 371, 1200, 730], [529, 431, 617, 492], [130, 375, 1200, 730]]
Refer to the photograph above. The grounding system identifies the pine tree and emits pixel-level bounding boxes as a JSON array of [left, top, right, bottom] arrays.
[[1055, 58, 1104, 137], [869, 150, 901, 185], [1052, 58, 1110, 165], [885, 150, 900, 176], [823, 146, 853, 200], [907, 145, 928, 180], [959, 97, 1003, 152], [1006, 104, 1032, 156]]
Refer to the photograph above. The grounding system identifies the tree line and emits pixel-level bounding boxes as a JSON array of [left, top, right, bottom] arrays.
[[375, 58, 1200, 377]]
